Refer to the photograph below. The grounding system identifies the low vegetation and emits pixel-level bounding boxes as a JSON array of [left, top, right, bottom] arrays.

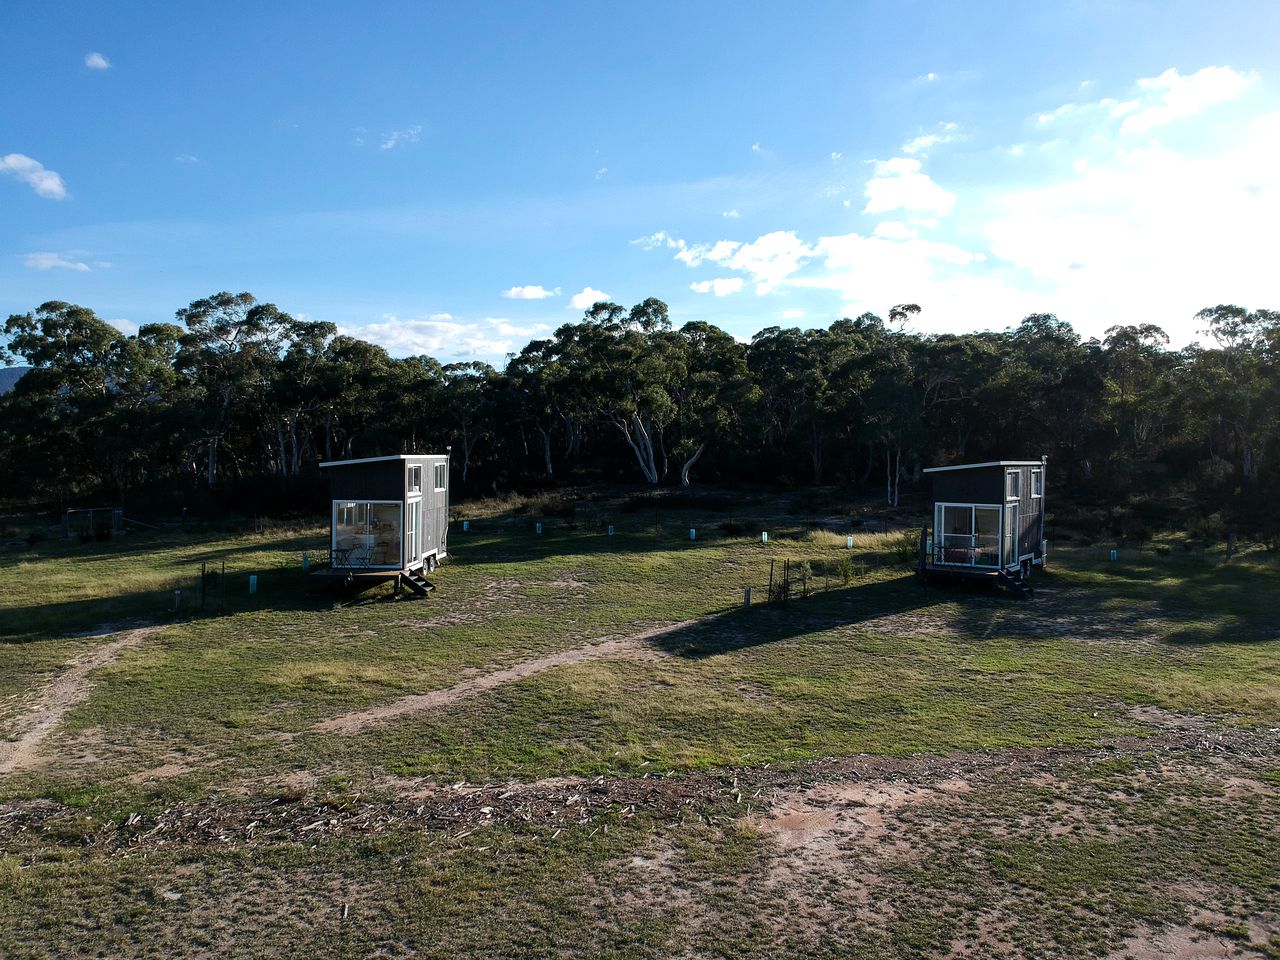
[[0, 501, 1277, 958]]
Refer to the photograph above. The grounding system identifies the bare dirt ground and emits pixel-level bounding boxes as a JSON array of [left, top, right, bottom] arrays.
[[314, 620, 691, 734], [0, 624, 161, 775]]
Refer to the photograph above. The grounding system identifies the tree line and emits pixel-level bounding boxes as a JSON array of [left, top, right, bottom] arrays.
[[2, 292, 1277, 536]]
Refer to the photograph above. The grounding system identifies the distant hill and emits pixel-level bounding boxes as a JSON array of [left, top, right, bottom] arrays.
[[0, 366, 30, 394]]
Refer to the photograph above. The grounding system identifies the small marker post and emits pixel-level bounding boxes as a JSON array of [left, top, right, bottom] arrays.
[[607, 524, 614, 536], [1110, 549, 1118, 562], [463, 520, 470, 532], [249, 574, 258, 595], [846, 536, 854, 549], [535, 522, 542, 535], [761, 531, 768, 544], [689, 528, 696, 541]]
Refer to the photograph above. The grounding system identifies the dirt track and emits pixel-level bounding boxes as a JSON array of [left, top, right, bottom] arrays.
[[314, 620, 695, 734], [0, 625, 161, 775]]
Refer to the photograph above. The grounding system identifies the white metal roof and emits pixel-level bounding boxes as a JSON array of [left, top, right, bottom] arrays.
[[319, 453, 448, 468], [923, 459, 1043, 474]]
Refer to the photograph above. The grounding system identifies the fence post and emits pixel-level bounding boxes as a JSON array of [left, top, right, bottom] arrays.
[[200, 561, 206, 611], [743, 586, 752, 608]]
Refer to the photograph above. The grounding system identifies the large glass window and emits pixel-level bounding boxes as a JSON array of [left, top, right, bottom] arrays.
[[1006, 470, 1021, 500], [333, 501, 402, 567], [935, 504, 1001, 567], [408, 465, 422, 493], [1031, 468, 1042, 498]]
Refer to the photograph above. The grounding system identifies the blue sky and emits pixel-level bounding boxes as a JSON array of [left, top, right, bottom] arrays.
[[3, 1, 1278, 361]]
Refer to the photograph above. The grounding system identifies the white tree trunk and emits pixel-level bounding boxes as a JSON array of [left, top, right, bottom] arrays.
[[679, 443, 706, 487], [614, 416, 660, 484]]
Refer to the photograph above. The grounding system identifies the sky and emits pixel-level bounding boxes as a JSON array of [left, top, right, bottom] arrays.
[[2, 1, 1278, 363]]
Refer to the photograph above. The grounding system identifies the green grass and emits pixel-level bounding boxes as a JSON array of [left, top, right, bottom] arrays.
[[1, 510, 1278, 957]]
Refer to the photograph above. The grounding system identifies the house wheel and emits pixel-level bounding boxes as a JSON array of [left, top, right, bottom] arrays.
[[426, 555, 437, 573], [1021, 558, 1032, 580]]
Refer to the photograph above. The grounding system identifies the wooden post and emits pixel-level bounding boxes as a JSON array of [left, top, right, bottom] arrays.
[[768, 559, 775, 604], [743, 586, 752, 608]]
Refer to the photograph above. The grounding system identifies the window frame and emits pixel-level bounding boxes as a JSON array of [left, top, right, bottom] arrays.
[[1005, 469, 1021, 502], [408, 464, 423, 494], [1030, 468, 1043, 499], [434, 462, 447, 491]]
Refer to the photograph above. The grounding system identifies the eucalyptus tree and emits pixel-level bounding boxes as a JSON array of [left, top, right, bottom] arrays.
[[1, 301, 125, 495], [668, 320, 759, 486], [175, 291, 298, 486], [1193, 304, 1280, 487], [442, 361, 499, 485]]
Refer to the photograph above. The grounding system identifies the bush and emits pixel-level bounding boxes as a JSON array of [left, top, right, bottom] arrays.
[[834, 554, 855, 584], [892, 530, 920, 564]]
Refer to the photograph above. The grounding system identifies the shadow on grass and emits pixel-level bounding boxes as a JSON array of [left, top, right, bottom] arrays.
[[648, 573, 1016, 659], [0, 570, 338, 644]]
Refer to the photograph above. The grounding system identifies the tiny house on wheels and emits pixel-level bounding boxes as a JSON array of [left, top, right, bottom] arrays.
[[920, 457, 1047, 592], [318, 454, 450, 595]]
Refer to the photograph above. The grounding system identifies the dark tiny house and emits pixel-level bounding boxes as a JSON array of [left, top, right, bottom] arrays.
[[319, 454, 450, 573], [922, 457, 1047, 581]]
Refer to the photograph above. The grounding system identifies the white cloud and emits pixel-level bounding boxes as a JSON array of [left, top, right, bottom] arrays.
[[863, 157, 956, 216], [175, 153, 199, 164], [502, 285, 558, 300], [872, 221, 918, 240], [84, 52, 110, 70], [21, 252, 91, 272], [722, 209, 740, 218], [0, 153, 68, 199], [569, 286, 610, 309], [781, 309, 805, 319], [830, 152, 843, 161], [1121, 66, 1255, 133], [716, 231, 813, 294], [342, 314, 549, 360], [689, 277, 745, 296], [902, 122, 959, 155], [380, 125, 422, 150], [595, 167, 608, 179], [984, 109, 1280, 338], [916, 72, 939, 83], [750, 142, 762, 153], [1033, 67, 1254, 137]]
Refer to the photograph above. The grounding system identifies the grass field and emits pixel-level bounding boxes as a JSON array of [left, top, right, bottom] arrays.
[[0, 504, 1277, 959]]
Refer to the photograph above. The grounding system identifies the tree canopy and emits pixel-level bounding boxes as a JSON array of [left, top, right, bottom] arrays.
[[3, 293, 1277, 536]]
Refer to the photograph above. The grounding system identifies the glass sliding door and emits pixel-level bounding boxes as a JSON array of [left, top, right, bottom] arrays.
[[937, 504, 974, 564], [333, 501, 403, 568], [974, 507, 1000, 567]]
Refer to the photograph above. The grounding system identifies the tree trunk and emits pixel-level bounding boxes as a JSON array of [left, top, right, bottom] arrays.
[[538, 427, 553, 478], [276, 421, 288, 479], [679, 443, 706, 487], [613, 416, 660, 484], [885, 444, 892, 506]]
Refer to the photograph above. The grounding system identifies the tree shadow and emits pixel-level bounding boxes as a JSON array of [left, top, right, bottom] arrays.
[[648, 574, 1014, 659]]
